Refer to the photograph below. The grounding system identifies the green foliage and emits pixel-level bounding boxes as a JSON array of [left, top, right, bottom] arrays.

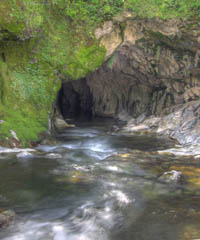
[[64, 0, 124, 25], [0, 0, 45, 40], [50, 0, 200, 24], [125, 0, 200, 18]]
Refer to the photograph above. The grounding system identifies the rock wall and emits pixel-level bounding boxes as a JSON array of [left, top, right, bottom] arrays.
[[61, 17, 200, 145]]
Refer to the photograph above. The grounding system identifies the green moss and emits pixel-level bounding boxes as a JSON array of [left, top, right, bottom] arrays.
[[0, 106, 47, 146], [125, 0, 200, 19], [0, 60, 10, 104], [0, 0, 45, 38], [66, 44, 106, 79], [107, 55, 115, 69], [0, 35, 61, 145]]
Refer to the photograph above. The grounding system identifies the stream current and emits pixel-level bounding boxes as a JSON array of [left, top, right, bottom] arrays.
[[0, 119, 200, 240]]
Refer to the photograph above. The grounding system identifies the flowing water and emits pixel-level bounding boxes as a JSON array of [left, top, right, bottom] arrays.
[[0, 119, 200, 240]]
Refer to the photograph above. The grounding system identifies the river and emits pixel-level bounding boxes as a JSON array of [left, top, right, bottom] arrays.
[[0, 119, 200, 240]]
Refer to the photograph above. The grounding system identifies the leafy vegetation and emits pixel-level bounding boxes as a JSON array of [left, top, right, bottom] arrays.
[[125, 0, 200, 19], [51, 0, 200, 25]]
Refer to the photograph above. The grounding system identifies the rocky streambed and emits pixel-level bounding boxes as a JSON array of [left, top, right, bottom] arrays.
[[0, 119, 200, 240]]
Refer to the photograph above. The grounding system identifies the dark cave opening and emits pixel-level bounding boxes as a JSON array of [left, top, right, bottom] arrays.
[[57, 58, 175, 123], [57, 78, 93, 120]]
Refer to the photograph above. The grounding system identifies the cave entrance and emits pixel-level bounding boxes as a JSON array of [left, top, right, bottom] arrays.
[[57, 78, 93, 120]]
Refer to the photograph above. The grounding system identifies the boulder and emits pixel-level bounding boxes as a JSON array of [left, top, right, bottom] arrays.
[[54, 117, 75, 129], [158, 170, 184, 184]]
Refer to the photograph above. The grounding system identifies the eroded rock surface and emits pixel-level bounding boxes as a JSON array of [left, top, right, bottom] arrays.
[[60, 17, 200, 145]]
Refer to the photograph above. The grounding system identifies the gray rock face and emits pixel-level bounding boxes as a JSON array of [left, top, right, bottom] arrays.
[[59, 18, 200, 145], [123, 100, 200, 145], [157, 100, 200, 145]]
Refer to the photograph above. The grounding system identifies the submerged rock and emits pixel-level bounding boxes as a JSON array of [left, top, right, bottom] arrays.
[[0, 210, 15, 228], [55, 170, 94, 184], [45, 153, 62, 159], [158, 170, 184, 184]]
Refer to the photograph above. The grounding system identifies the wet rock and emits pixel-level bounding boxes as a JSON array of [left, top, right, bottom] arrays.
[[0, 210, 15, 228], [0, 138, 22, 148], [39, 138, 58, 146], [122, 100, 200, 146], [117, 111, 132, 121], [0, 147, 35, 154], [123, 116, 161, 133], [125, 124, 150, 132], [55, 171, 94, 184], [181, 225, 200, 240], [54, 117, 75, 129], [53, 147, 70, 154], [184, 87, 200, 102], [39, 131, 61, 146], [157, 100, 200, 145], [10, 130, 19, 142], [108, 124, 120, 134], [16, 151, 34, 159], [45, 153, 62, 159], [158, 170, 184, 184]]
